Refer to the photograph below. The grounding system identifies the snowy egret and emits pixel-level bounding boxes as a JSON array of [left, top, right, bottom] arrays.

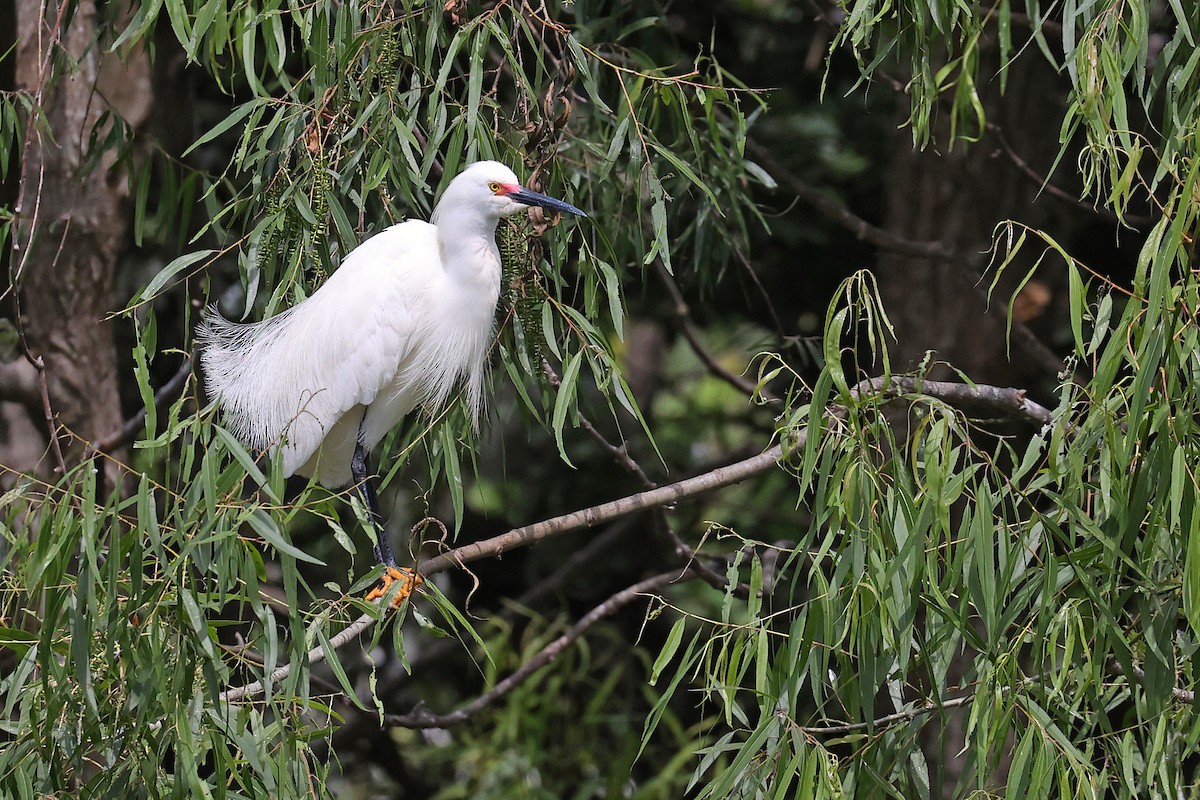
[[199, 161, 585, 604]]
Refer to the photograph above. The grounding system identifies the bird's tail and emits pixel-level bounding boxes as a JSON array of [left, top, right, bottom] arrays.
[[195, 305, 287, 451]]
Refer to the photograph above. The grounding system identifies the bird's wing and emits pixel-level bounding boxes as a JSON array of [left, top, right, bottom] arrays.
[[199, 221, 439, 480]]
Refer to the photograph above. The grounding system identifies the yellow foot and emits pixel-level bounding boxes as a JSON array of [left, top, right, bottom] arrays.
[[365, 566, 423, 607]]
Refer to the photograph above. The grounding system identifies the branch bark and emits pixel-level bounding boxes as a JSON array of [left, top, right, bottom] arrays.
[[855, 375, 1054, 426]]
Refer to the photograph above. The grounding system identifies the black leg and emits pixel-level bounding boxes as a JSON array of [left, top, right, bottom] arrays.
[[350, 440, 398, 568]]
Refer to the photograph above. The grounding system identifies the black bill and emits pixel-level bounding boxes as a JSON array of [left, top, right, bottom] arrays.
[[510, 187, 587, 218]]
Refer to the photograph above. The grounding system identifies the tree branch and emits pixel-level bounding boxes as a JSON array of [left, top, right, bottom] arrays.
[[799, 692, 973, 735], [217, 376, 1060, 705], [855, 375, 1054, 427], [383, 569, 695, 728], [220, 445, 787, 704], [416, 445, 788, 579], [319, 518, 641, 757]]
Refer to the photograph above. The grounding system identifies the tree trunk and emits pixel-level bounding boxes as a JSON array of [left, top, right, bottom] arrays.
[[877, 53, 1076, 392], [3, 0, 150, 476], [877, 48, 1077, 797]]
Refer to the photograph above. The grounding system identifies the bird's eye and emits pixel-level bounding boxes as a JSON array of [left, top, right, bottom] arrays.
[[488, 181, 502, 193]]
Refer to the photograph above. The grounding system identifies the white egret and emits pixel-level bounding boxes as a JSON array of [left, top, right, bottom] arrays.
[[198, 161, 585, 604]]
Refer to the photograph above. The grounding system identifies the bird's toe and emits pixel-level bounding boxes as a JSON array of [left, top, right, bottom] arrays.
[[365, 566, 423, 608]]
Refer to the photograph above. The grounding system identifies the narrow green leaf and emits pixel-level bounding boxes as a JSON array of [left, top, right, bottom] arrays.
[[551, 350, 583, 466], [650, 617, 686, 685], [211, 424, 280, 503], [133, 249, 216, 304], [182, 100, 258, 157], [243, 508, 326, 566]]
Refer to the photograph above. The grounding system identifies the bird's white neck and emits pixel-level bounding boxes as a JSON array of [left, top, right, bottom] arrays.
[[432, 203, 503, 289]]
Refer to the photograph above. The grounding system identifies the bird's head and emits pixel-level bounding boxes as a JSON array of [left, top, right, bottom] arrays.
[[438, 161, 587, 223]]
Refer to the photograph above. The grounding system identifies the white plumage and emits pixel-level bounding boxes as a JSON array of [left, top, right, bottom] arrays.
[[198, 161, 584, 490]]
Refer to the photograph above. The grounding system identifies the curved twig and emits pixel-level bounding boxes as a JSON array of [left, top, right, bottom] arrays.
[[541, 358, 655, 486], [542, 357, 746, 594], [746, 140, 953, 261], [384, 569, 695, 728], [653, 260, 768, 400], [986, 123, 1153, 228], [746, 137, 1076, 382]]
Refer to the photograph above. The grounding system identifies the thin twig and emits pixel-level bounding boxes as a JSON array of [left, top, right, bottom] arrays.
[[4, 0, 71, 303], [746, 140, 953, 261], [517, 520, 635, 604], [542, 357, 750, 594], [655, 513, 752, 598], [384, 569, 695, 728], [800, 674, 1041, 735], [219, 606, 388, 704], [94, 356, 193, 453], [26, 354, 66, 475], [1007, 11, 1063, 37], [541, 359, 655, 486], [801, 659, 1196, 737], [652, 260, 769, 400], [799, 692, 974, 735], [732, 244, 788, 339]]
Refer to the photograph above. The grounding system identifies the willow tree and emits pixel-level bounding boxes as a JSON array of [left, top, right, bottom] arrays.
[[1, 0, 1198, 798]]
